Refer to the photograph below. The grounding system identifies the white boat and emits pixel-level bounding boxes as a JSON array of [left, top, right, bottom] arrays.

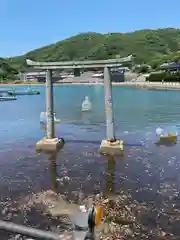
[[8, 87, 40, 96], [40, 112, 60, 124], [0, 92, 17, 101]]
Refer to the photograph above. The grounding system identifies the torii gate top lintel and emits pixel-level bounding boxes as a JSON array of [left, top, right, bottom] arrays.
[[26, 56, 134, 70]]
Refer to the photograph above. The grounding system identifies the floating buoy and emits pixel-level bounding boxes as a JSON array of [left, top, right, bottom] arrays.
[[155, 126, 178, 145], [40, 112, 60, 124], [94, 205, 103, 226], [54, 113, 61, 124], [81, 96, 92, 112], [156, 127, 163, 136]]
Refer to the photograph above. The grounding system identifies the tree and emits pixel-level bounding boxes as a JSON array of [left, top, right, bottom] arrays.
[[3, 28, 180, 73], [115, 54, 121, 59], [139, 64, 150, 73]]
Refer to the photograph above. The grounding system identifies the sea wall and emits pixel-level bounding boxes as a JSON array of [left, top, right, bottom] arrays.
[[115, 81, 180, 90]]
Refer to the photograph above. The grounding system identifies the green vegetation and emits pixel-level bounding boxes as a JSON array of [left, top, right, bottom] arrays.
[[2, 28, 180, 77], [0, 58, 18, 82], [146, 71, 180, 82], [132, 64, 151, 73]]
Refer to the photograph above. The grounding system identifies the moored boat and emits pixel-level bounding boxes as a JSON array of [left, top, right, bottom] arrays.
[[0, 92, 17, 101], [8, 87, 40, 96]]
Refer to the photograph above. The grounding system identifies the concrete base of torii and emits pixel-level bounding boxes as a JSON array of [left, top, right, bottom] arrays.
[[36, 137, 64, 153], [99, 139, 124, 156]]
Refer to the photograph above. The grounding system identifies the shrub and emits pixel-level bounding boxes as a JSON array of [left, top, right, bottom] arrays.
[[146, 71, 180, 82], [146, 72, 167, 82]]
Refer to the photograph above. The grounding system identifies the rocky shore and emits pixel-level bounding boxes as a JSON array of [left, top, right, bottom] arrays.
[[1, 187, 180, 240]]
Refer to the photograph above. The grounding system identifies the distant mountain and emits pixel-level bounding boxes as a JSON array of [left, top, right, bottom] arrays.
[[5, 28, 180, 71]]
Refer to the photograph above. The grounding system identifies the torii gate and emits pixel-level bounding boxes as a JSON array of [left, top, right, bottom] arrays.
[[26, 56, 133, 156]]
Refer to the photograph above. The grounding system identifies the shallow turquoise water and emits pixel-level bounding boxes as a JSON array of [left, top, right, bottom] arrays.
[[0, 85, 180, 204], [1, 85, 180, 141]]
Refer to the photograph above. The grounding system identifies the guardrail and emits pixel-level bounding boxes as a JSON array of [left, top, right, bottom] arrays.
[[0, 206, 97, 239], [0, 220, 71, 239]]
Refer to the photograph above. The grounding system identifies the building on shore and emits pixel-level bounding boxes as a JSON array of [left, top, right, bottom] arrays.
[[91, 67, 130, 82], [19, 70, 64, 83], [19, 71, 46, 82], [19, 67, 131, 83], [159, 62, 180, 71]]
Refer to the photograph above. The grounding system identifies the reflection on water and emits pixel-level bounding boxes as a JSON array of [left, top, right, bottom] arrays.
[[48, 152, 118, 199], [105, 157, 116, 195], [40, 122, 58, 134], [49, 152, 58, 193], [81, 111, 92, 125], [40, 123, 46, 133]]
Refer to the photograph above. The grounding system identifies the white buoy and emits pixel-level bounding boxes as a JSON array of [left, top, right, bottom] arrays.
[[156, 127, 164, 136], [40, 112, 60, 124], [40, 112, 47, 124], [53, 112, 61, 123], [81, 96, 92, 112]]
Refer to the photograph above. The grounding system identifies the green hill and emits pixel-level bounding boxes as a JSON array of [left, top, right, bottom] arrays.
[[0, 58, 18, 81], [5, 28, 180, 72]]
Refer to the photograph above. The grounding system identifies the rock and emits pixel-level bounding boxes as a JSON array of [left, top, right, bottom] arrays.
[[14, 234, 23, 240], [79, 205, 87, 212], [48, 204, 75, 216], [103, 222, 110, 234], [71, 212, 89, 230], [1, 207, 8, 215]]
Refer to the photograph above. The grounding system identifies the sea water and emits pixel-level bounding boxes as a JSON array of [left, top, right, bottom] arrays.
[[0, 85, 180, 236]]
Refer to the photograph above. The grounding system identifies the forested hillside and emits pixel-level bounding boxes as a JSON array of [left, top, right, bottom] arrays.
[[3, 28, 180, 74]]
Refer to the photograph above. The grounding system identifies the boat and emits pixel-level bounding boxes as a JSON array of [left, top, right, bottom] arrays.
[[8, 87, 40, 96], [40, 112, 60, 124], [0, 92, 17, 101], [0, 89, 13, 93]]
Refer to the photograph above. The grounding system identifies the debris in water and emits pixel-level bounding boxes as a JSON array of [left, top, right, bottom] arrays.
[[79, 205, 87, 213]]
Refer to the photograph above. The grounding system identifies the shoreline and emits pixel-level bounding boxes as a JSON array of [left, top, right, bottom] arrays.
[[1, 81, 180, 90]]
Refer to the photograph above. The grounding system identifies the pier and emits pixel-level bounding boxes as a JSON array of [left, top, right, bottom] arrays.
[[26, 56, 133, 156]]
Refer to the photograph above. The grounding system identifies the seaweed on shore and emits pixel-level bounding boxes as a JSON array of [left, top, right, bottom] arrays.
[[0, 191, 74, 240], [91, 188, 180, 240], [0, 185, 180, 240]]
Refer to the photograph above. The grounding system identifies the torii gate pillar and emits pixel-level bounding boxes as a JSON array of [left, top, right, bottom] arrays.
[[36, 69, 64, 152], [99, 67, 124, 156]]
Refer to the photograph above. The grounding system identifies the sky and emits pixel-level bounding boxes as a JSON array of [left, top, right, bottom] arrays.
[[1, 0, 180, 57]]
